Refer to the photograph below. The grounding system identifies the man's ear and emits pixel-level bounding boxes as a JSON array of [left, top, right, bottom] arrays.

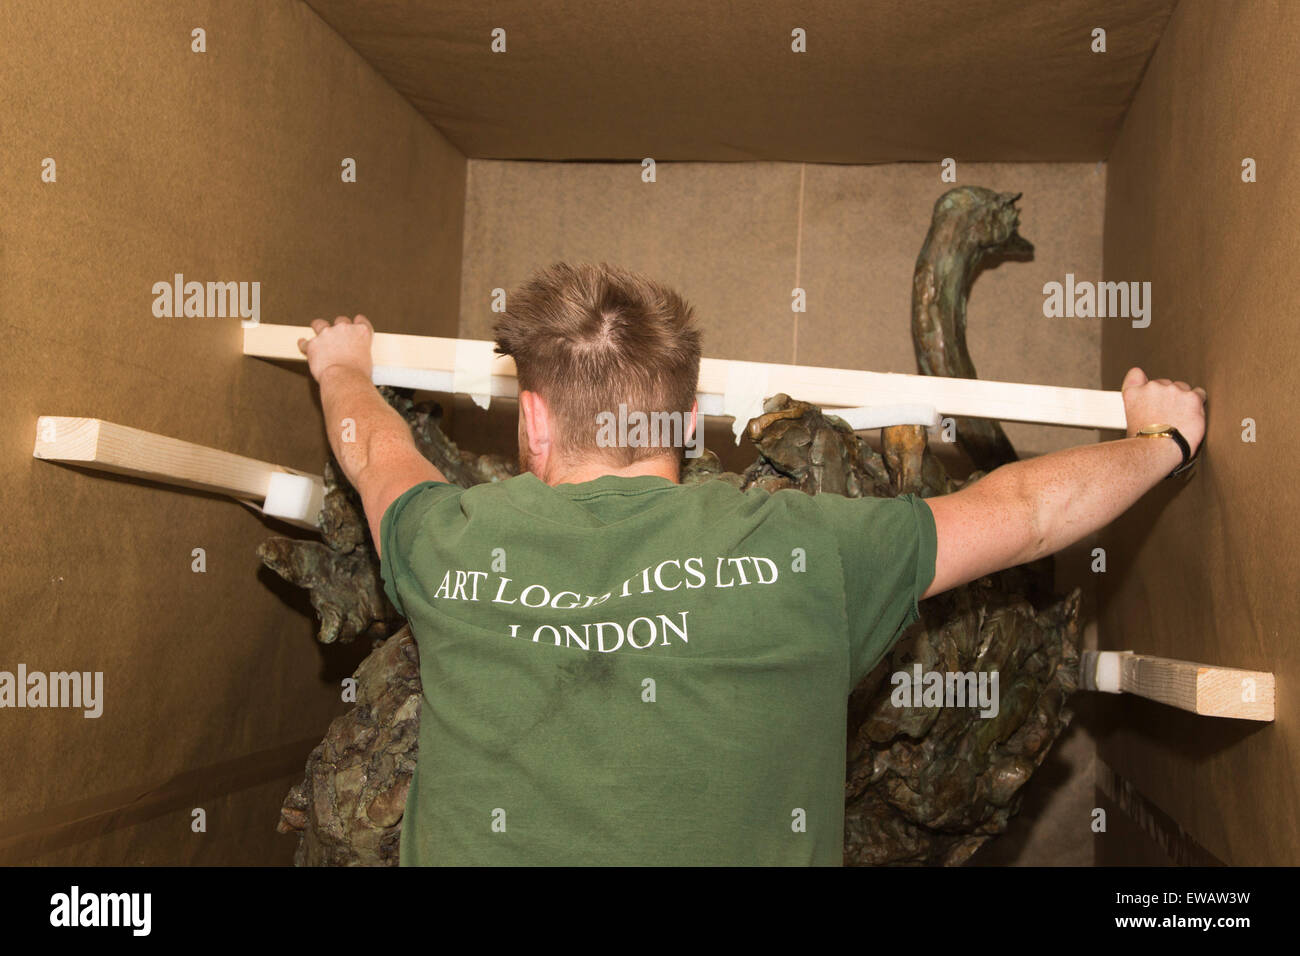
[[519, 389, 552, 457]]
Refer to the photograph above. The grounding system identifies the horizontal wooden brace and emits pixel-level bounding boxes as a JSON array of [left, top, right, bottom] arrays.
[[244, 323, 1127, 431], [32, 417, 323, 531], [1081, 650, 1275, 721]]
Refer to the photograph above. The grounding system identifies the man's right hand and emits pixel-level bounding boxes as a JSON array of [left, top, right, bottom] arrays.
[[923, 366, 1209, 601], [297, 315, 376, 385], [1121, 366, 1207, 454]]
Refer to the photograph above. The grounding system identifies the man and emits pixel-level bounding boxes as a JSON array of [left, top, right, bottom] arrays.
[[297, 261, 1206, 866]]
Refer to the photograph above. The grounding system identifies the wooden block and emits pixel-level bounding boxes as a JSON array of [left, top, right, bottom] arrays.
[[33, 416, 323, 531], [1083, 649, 1274, 721], [246, 323, 1127, 431], [1119, 652, 1274, 721]]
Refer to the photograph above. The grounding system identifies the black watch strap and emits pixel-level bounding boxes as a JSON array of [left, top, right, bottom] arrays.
[[1165, 427, 1198, 478]]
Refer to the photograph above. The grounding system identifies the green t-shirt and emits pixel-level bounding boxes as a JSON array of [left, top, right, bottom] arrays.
[[379, 471, 937, 866]]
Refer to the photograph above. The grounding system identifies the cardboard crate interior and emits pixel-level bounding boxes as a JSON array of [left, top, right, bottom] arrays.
[[2, 0, 1295, 865]]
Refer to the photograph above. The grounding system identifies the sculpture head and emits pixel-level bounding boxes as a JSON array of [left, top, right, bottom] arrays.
[[932, 186, 1035, 258], [492, 261, 702, 485]]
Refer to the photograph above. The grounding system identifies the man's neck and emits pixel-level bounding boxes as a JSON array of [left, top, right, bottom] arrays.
[[539, 456, 680, 487]]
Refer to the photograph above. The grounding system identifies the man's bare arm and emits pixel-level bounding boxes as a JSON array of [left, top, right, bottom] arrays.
[[298, 316, 446, 555], [921, 367, 1207, 600]]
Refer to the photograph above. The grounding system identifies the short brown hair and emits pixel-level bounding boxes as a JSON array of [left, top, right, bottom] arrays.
[[493, 262, 702, 464]]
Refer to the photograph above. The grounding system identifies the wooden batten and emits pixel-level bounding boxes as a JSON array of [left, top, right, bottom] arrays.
[[32, 416, 323, 531], [244, 323, 1128, 431]]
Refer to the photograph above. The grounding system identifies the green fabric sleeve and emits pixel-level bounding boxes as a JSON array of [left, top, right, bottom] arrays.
[[378, 480, 461, 617], [812, 492, 938, 686]]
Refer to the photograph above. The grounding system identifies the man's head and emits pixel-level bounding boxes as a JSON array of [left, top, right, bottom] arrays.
[[493, 262, 702, 483]]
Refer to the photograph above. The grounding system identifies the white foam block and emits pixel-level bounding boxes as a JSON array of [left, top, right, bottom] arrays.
[[1093, 650, 1126, 694], [695, 393, 725, 417], [722, 361, 770, 444], [454, 339, 496, 410], [834, 403, 940, 430], [263, 472, 324, 525]]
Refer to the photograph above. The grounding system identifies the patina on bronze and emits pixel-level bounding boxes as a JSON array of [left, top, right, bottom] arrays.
[[912, 186, 1034, 474]]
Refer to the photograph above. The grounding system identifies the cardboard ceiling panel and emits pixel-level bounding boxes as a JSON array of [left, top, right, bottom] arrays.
[[304, 0, 1176, 163]]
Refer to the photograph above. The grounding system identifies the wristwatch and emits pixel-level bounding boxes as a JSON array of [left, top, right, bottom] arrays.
[[1136, 424, 1199, 478]]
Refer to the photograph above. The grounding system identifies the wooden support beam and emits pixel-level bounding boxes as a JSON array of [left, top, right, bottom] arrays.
[[244, 323, 1127, 431], [32, 417, 323, 531], [1081, 650, 1275, 721]]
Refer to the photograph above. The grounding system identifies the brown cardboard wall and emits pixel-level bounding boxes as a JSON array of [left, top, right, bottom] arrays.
[[454, 158, 1108, 864], [0, 0, 465, 863], [1099, 0, 1300, 864]]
